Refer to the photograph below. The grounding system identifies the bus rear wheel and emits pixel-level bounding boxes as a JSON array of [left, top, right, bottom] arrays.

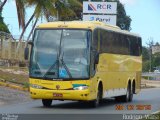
[[115, 84, 133, 102], [42, 99, 52, 107], [129, 84, 133, 102]]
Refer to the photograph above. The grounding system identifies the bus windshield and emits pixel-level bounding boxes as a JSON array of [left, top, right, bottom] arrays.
[[30, 29, 91, 80]]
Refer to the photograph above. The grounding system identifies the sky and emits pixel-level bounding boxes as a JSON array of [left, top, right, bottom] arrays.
[[2, 0, 160, 46], [119, 0, 160, 46]]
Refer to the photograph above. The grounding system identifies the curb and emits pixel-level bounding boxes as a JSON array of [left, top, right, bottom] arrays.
[[0, 81, 29, 92], [142, 110, 160, 120], [152, 110, 160, 115]]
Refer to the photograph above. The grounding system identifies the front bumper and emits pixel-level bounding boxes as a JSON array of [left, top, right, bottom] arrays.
[[30, 88, 92, 101]]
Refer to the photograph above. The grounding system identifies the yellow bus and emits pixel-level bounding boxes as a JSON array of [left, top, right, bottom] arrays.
[[25, 21, 142, 107]]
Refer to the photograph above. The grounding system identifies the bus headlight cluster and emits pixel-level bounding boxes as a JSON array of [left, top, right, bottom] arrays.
[[30, 84, 43, 89], [73, 86, 88, 90]]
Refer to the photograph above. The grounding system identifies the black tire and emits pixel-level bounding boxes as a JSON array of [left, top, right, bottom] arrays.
[[90, 86, 101, 108], [115, 84, 132, 102], [42, 99, 52, 107], [129, 84, 133, 102]]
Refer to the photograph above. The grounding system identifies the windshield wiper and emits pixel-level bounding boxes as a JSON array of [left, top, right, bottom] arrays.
[[58, 29, 72, 78], [42, 29, 72, 79], [60, 51, 72, 78], [42, 60, 58, 80], [42, 52, 59, 79]]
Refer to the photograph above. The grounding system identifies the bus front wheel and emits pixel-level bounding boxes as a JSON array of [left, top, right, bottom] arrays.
[[90, 85, 102, 108], [42, 99, 52, 107]]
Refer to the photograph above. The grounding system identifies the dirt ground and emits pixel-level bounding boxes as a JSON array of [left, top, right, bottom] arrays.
[[141, 78, 160, 88]]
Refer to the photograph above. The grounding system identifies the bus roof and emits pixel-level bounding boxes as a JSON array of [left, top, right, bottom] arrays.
[[37, 21, 140, 37]]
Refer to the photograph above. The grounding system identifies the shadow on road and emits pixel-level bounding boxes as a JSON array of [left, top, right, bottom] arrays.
[[35, 98, 125, 109]]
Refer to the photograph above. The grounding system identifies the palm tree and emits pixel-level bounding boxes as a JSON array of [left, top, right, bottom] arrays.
[[14, 0, 27, 54], [18, 0, 82, 42], [26, 0, 82, 41], [0, 0, 7, 11], [0, 0, 26, 29], [25, 0, 57, 42], [15, 0, 26, 30], [17, 0, 57, 50], [55, 0, 82, 21], [0, 0, 26, 55], [26, 17, 38, 41]]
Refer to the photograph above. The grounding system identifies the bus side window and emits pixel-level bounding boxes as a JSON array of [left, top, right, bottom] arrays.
[[90, 29, 99, 77], [93, 29, 98, 51], [122, 35, 130, 55], [127, 37, 131, 55], [129, 36, 140, 56], [100, 30, 113, 54], [138, 37, 142, 56], [129, 36, 134, 56]]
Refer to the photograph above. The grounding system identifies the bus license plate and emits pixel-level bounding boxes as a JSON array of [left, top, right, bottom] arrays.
[[53, 93, 63, 97]]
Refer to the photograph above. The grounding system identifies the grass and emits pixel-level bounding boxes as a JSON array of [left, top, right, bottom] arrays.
[[0, 66, 29, 86], [0, 66, 28, 72], [142, 76, 156, 80]]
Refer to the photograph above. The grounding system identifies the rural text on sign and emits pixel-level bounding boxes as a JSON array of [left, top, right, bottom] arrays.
[[83, 15, 117, 26], [83, 2, 117, 14]]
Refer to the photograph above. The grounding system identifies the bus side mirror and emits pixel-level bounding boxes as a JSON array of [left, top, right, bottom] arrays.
[[24, 47, 29, 60], [95, 53, 99, 64], [24, 40, 33, 60], [28, 40, 33, 45]]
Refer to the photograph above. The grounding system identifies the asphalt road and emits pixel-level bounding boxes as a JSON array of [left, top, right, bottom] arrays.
[[0, 88, 160, 120], [0, 88, 160, 114]]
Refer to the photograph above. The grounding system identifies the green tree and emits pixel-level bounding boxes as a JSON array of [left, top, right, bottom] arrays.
[[19, 0, 56, 41], [56, 0, 82, 21], [0, 22, 9, 33], [0, 0, 26, 30], [0, 0, 27, 35], [142, 45, 160, 72], [116, 0, 131, 30], [0, 0, 7, 11], [55, 0, 73, 20], [142, 46, 152, 72], [142, 60, 150, 72], [152, 53, 160, 69], [68, 0, 82, 20], [142, 46, 149, 62], [25, 0, 82, 41], [155, 42, 159, 46], [15, 0, 26, 30], [0, 0, 9, 33], [22, 0, 57, 41]]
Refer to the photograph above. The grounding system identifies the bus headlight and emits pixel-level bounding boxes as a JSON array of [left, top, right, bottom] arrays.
[[30, 84, 43, 89], [73, 86, 88, 90]]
